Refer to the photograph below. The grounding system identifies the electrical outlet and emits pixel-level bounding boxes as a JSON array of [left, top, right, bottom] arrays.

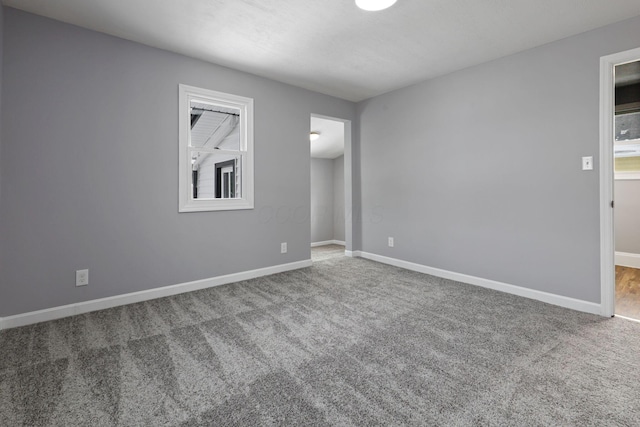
[[388, 237, 394, 248], [76, 269, 89, 287], [281, 242, 287, 254], [582, 156, 593, 171]]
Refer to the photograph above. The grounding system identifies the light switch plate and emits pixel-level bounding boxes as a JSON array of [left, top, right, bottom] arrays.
[[582, 156, 593, 171]]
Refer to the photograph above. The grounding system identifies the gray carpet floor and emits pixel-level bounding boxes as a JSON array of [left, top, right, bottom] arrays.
[[311, 244, 345, 262], [1, 254, 640, 426]]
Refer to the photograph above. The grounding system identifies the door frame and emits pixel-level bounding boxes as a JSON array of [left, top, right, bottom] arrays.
[[309, 113, 354, 254], [599, 46, 640, 317]]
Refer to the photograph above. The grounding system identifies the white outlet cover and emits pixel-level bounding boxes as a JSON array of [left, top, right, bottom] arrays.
[[281, 242, 287, 253], [76, 269, 89, 287], [582, 156, 593, 171]]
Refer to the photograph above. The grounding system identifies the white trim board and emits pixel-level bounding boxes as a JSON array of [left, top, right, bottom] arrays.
[[311, 240, 345, 247], [0, 259, 312, 331], [354, 251, 602, 316], [615, 252, 640, 269]]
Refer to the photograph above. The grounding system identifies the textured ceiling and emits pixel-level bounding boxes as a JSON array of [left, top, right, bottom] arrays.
[[5, 0, 640, 101], [310, 117, 344, 159]]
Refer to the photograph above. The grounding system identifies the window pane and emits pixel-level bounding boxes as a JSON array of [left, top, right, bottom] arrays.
[[179, 84, 253, 212], [190, 100, 241, 151], [191, 152, 242, 200]]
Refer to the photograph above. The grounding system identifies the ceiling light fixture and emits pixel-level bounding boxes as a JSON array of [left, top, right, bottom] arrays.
[[310, 132, 321, 142], [355, 0, 397, 11]]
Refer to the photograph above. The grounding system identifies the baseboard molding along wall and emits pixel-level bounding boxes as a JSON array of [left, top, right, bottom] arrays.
[[615, 251, 640, 269], [354, 251, 603, 316], [311, 240, 345, 247], [0, 259, 312, 331], [1, 250, 606, 330]]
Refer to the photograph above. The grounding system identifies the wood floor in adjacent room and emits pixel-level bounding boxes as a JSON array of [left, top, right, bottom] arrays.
[[616, 265, 640, 320]]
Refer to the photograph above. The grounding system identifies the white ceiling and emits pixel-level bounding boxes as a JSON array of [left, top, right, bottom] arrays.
[[5, 0, 640, 102], [310, 117, 344, 159]]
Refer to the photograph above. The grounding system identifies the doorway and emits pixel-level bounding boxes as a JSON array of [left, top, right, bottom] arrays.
[[600, 47, 640, 319], [309, 115, 351, 262]]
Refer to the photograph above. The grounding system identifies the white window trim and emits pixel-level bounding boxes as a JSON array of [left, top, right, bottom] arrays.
[[178, 84, 254, 212]]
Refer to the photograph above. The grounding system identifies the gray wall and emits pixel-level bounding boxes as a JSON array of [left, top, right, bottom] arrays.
[[333, 155, 345, 242], [310, 156, 345, 244], [357, 15, 640, 304], [310, 158, 334, 243], [615, 180, 640, 254], [0, 5, 3, 239], [0, 9, 355, 316]]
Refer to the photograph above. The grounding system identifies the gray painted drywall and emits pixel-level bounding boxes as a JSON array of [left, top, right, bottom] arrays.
[[310, 156, 345, 244], [357, 15, 640, 304], [615, 180, 640, 254], [310, 158, 334, 243], [0, 9, 355, 316], [351, 121, 361, 251], [0, 5, 3, 235], [333, 155, 345, 242], [0, 6, 4, 302]]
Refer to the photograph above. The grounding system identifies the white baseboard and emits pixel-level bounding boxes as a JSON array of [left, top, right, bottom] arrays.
[[615, 251, 640, 269], [354, 251, 602, 316], [311, 240, 346, 247], [0, 259, 312, 331]]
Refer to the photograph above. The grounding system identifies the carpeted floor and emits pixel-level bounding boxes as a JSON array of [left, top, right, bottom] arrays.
[[2, 255, 640, 426], [311, 244, 345, 262]]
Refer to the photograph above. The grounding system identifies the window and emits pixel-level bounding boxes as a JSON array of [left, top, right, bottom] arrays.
[[614, 110, 640, 180], [179, 84, 254, 211]]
